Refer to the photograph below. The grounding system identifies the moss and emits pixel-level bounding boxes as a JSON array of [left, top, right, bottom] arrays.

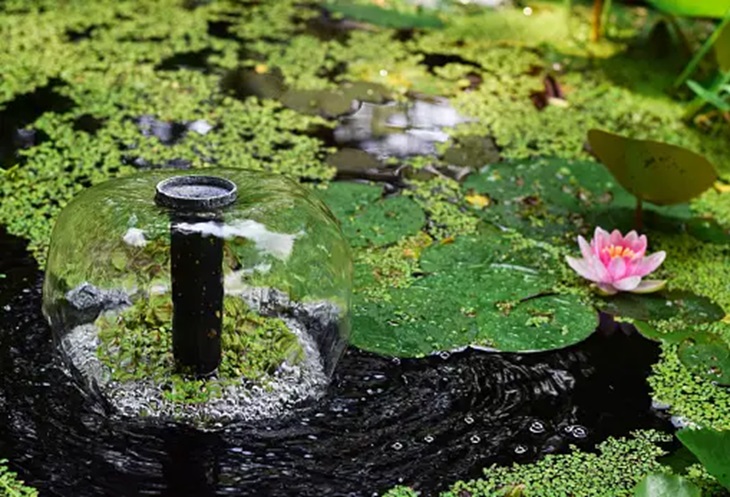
[[97, 294, 303, 405], [439, 431, 671, 497]]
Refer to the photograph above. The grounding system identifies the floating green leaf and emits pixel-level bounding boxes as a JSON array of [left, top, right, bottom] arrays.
[[646, 0, 730, 18], [633, 474, 701, 497], [323, 1, 444, 29], [597, 290, 724, 325], [678, 332, 730, 385], [351, 232, 597, 357], [318, 182, 426, 248], [587, 130, 718, 206], [677, 428, 730, 490], [463, 158, 697, 243]]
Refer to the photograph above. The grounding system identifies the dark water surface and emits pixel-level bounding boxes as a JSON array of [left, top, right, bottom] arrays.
[[0, 227, 671, 497]]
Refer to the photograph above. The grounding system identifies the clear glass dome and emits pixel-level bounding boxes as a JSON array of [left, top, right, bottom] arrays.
[[42, 169, 352, 425]]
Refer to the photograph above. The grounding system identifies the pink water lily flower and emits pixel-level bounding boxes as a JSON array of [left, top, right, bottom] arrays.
[[566, 228, 666, 296]]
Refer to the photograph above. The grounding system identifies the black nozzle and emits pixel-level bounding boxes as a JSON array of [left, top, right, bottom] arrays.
[[155, 175, 237, 376]]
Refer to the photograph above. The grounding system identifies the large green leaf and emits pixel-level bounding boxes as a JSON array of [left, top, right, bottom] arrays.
[[587, 130, 718, 206], [317, 182, 426, 248], [677, 428, 730, 490], [646, 0, 730, 18], [677, 332, 730, 385], [633, 474, 701, 497], [323, 1, 444, 29], [597, 290, 724, 324], [463, 158, 698, 243], [351, 232, 597, 357]]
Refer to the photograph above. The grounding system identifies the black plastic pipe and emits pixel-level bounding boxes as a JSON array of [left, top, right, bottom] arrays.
[[155, 175, 237, 376]]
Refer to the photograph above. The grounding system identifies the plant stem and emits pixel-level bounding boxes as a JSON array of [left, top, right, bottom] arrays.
[[635, 197, 643, 231], [600, 0, 612, 38], [592, 0, 604, 41], [673, 7, 730, 91]]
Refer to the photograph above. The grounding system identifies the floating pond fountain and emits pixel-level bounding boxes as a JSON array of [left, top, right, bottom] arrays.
[[41, 169, 352, 425]]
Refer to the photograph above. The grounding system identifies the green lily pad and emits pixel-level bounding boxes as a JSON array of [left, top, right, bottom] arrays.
[[317, 182, 426, 248], [646, 0, 730, 18], [677, 428, 730, 490], [678, 332, 730, 385], [587, 129, 718, 206], [351, 232, 597, 357], [323, 1, 444, 29], [633, 321, 696, 344], [463, 158, 696, 243], [597, 290, 724, 324], [633, 474, 701, 497]]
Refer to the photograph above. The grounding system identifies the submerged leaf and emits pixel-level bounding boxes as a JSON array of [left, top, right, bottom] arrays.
[[587, 129, 718, 206]]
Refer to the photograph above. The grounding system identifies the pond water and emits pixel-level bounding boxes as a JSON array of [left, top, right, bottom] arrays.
[[0, 227, 672, 496]]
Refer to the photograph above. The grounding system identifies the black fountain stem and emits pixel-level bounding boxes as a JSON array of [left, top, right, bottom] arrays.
[[155, 175, 237, 376]]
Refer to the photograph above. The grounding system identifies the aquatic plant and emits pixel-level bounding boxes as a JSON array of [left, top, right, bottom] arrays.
[[587, 130, 718, 228], [0, 460, 37, 497], [566, 228, 666, 296]]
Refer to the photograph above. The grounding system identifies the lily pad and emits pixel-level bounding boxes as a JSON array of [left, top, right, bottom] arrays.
[[677, 428, 730, 490], [351, 232, 597, 357], [596, 290, 724, 324], [677, 332, 730, 385], [463, 158, 696, 243], [633, 474, 701, 497], [587, 129, 718, 206], [317, 182, 426, 247]]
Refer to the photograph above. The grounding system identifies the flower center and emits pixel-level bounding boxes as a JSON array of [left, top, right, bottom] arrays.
[[603, 244, 635, 259]]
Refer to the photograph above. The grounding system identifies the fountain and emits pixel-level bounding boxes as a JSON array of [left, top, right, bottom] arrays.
[[41, 169, 352, 425]]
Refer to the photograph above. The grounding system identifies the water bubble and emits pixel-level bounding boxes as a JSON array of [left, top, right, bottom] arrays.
[[464, 416, 475, 425], [470, 435, 481, 444], [439, 351, 451, 360], [391, 442, 403, 451], [391, 358, 401, 365], [514, 444, 528, 455], [567, 425, 587, 439], [529, 421, 545, 434], [424, 435, 434, 444]]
